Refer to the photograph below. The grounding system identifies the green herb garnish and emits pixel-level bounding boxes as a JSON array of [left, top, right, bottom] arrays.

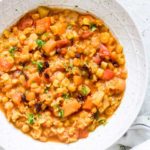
[[67, 24, 72, 29], [80, 85, 90, 96], [62, 93, 70, 99], [38, 114, 41, 118], [43, 32, 49, 37], [28, 114, 35, 124], [63, 61, 74, 72], [92, 109, 100, 120], [37, 62, 43, 72], [58, 109, 64, 118], [36, 39, 45, 48], [44, 85, 51, 93], [9, 47, 16, 57], [98, 118, 107, 125], [90, 23, 97, 32], [32, 61, 43, 72]]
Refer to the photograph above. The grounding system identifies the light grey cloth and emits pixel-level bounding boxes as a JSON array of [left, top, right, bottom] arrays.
[[108, 116, 150, 150]]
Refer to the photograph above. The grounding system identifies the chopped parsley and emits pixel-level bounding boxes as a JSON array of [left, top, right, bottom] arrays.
[[62, 93, 70, 99], [32, 61, 43, 72], [63, 61, 74, 72], [43, 32, 49, 37], [92, 109, 100, 120], [28, 114, 35, 124], [9, 47, 16, 57], [58, 109, 64, 118], [67, 24, 72, 29], [36, 39, 45, 48], [98, 118, 107, 125], [44, 85, 51, 93], [92, 110, 107, 125], [38, 114, 41, 118], [37, 62, 43, 72], [90, 23, 97, 32], [80, 85, 90, 96]]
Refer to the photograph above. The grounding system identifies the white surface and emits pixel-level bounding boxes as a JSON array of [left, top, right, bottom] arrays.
[[131, 139, 150, 150], [0, 0, 149, 150]]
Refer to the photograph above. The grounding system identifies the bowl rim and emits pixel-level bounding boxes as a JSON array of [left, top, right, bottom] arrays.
[[106, 1, 149, 149], [0, 0, 148, 150]]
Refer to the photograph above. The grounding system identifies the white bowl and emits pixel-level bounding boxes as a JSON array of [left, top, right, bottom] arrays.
[[0, 0, 148, 150]]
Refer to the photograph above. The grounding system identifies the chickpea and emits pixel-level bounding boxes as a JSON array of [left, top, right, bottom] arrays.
[[108, 37, 115, 45], [19, 75, 25, 85], [39, 136, 47, 142], [100, 32, 110, 44], [56, 72, 65, 81], [117, 57, 125, 65], [22, 124, 30, 133], [4, 101, 14, 110], [2, 97, 8, 103], [26, 92, 35, 101], [68, 83, 76, 92], [31, 13, 40, 20], [101, 61, 108, 69], [96, 68, 104, 78], [3, 30, 10, 38], [73, 58, 81, 66], [108, 44, 116, 51], [116, 44, 123, 53], [19, 33, 26, 41], [53, 79, 60, 87]]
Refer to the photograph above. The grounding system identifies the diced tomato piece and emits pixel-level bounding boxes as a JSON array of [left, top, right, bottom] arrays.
[[102, 69, 115, 80], [78, 129, 89, 139], [18, 16, 33, 30], [0, 58, 14, 72], [60, 48, 67, 55], [56, 39, 70, 48], [93, 54, 101, 64], [99, 44, 110, 58]]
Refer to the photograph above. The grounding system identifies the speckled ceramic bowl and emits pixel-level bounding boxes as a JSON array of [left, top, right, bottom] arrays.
[[0, 0, 148, 150]]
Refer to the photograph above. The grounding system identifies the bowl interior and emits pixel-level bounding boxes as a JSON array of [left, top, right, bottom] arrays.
[[0, 0, 148, 150]]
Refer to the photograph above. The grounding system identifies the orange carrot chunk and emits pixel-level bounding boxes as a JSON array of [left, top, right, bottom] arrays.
[[73, 75, 83, 85], [43, 40, 56, 54], [36, 17, 51, 34], [82, 97, 94, 110]]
